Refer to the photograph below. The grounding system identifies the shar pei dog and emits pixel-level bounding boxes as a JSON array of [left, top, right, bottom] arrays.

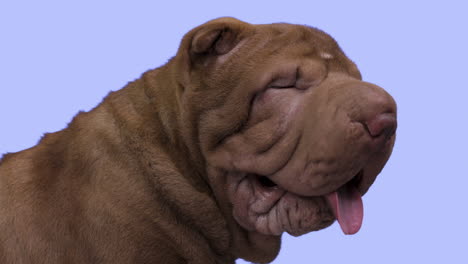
[[0, 17, 397, 263]]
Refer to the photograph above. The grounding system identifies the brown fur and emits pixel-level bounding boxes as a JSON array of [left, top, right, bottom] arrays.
[[0, 17, 396, 263]]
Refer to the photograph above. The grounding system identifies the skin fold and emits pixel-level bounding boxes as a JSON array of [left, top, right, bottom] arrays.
[[0, 17, 396, 263]]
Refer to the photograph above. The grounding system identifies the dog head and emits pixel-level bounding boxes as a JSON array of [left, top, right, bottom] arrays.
[[173, 17, 396, 262]]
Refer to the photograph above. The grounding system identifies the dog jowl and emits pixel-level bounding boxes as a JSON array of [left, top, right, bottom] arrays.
[[0, 17, 396, 264]]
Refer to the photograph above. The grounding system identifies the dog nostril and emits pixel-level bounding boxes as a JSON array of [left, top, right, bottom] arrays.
[[364, 112, 397, 138]]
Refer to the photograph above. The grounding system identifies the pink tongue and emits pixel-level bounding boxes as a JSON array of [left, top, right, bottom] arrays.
[[326, 184, 363, 235]]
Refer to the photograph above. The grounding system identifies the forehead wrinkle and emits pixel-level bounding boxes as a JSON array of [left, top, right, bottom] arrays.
[[237, 23, 353, 72]]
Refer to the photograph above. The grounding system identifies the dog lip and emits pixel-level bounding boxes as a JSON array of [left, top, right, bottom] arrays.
[[339, 169, 365, 198], [323, 169, 364, 214], [350, 169, 364, 194], [262, 169, 365, 199]]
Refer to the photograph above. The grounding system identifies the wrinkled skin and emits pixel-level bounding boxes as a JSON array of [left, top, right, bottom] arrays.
[[180, 18, 397, 262], [0, 17, 396, 264]]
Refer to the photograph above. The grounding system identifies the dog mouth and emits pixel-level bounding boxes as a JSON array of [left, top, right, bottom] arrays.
[[251, 170, 364, 235], [324, 170, 364, 235], [257, 175, 278, 188]]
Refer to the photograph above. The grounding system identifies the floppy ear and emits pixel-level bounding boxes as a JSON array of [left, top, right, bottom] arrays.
[[191, 20, 242, 55], [176, 17, 251, 70], [190, 17, 250, 55]]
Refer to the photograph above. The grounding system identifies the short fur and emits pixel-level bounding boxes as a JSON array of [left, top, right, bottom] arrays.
[[0, 17, 396, 263]]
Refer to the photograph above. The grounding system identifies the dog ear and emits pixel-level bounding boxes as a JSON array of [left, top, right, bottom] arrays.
[[176, 17, 252, 70], [174, 17, 251, 88], [191, 25, 238, 55], [190, 17, 249, 56]]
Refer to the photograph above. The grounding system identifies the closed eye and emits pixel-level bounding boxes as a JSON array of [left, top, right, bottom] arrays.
[[269, 84, 295, 89], [268, 67, 299, 89]]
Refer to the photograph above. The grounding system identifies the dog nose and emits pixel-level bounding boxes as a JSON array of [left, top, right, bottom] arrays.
[[347, 82, 397, 140], [365, 112, 397, 138]]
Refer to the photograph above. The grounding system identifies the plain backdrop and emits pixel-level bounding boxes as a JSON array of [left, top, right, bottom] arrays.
[[1, 1, 467, 263]]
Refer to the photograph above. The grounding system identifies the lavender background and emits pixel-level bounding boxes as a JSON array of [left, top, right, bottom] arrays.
[[1, 1, 467, 263]]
